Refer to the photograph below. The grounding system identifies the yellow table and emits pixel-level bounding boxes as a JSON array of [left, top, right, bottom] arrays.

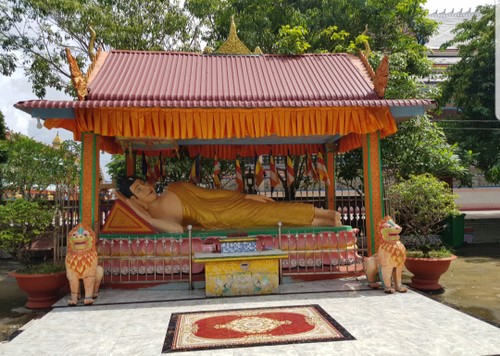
[[193, 250, 288, 297]]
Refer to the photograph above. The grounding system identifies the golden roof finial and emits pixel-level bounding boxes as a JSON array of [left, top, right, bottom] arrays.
[[216, 16, 252, 55], [52, 131, 62, 148], [253, 46, 263, 55]]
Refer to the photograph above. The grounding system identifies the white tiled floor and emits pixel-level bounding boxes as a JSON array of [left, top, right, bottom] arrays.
[[1, 278, 499, 356]]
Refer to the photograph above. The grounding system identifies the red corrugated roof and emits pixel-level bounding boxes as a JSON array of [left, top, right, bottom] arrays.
[[87, 51, 380, 107], [13, 50, 436, 155], [16, 50, 435, 110]]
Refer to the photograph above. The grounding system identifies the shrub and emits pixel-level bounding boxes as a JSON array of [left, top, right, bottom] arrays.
[[387, 173, 460, 255], [0, 199, 54, 267]]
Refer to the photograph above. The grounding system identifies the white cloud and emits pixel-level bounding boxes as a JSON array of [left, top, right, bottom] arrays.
[[0, 70, 112, 180]]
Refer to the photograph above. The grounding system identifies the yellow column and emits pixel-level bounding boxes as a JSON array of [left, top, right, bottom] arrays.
[[80, 133, 101, 231], [362, 132, 385, 256]]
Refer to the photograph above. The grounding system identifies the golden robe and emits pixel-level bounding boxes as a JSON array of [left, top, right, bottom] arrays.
[[167, 182, 314, 229]]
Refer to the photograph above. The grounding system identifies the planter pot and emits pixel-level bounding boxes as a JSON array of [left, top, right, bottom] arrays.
[[9, 271, 68, 309], [405, 255, 457, 292]]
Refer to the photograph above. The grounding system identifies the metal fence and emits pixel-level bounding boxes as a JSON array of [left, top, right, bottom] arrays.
[[97, 228, 365, 285]]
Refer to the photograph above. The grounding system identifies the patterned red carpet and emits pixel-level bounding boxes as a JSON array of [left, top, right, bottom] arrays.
[[162, 304, 354, 353]]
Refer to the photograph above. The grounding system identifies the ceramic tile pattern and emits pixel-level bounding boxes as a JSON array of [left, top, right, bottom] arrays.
[[1, 278, 499, 355]]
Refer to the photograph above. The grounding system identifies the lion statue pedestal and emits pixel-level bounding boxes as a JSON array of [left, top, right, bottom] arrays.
[[364, 216, 407, 294], [65, 223, 104, 306]]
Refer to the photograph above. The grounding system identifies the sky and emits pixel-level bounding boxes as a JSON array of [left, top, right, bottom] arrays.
[[0, 0, 495, 181]]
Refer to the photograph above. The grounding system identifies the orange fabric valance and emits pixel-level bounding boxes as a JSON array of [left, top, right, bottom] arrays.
[[44, 106, 397, 155], [186, 144, 324, 160]]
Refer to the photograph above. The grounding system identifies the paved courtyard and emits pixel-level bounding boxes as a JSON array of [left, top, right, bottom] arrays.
[[1, 278, 499, 356]]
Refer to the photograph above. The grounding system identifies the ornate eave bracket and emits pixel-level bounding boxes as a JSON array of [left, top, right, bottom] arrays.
[[66, 48, 88, 101], [358, 50, 389, 98], [373, 55, 389, 98], [65, 26, 102, 101]]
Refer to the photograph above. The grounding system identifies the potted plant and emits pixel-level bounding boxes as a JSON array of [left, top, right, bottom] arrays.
[[0, 199, 67, 309], [387, 173, 460, 292]]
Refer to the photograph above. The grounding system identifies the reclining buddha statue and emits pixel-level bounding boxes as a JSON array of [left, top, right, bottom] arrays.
[[117, 176, 341, 233]]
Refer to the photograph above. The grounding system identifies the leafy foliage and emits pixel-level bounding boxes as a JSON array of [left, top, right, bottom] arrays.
[[189, 0, 436, 97], [0, 111, 7, 167], [1, 0, 438, 98], [275, 25, 310, 54], [0, 0, 198, 98], [387, 174, 460, 255], [0, 199, 54, 266], [438, 5, 499, 184], [382, 116, 473, 186], [0, 133, 80, 200]]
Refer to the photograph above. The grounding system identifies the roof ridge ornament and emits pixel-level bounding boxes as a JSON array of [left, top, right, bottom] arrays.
[[216, 16, 252, 55], [65, 48, 87, 101], [65, 26, 102, 101], [357, 25, 376, 79], [373, 55, 389, 98], [355, 25, 389, 98], [358, 49, 376, 79]]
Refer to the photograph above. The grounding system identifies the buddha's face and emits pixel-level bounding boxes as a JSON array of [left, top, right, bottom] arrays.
[[130, 179, 157, 203]]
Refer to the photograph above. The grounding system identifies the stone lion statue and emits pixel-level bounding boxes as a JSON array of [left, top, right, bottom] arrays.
[[364, 215, 407, 294], [65, 223, 104, 306]]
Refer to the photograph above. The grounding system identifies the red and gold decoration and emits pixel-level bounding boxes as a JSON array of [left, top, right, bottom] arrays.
[[189, 155, 200, 184], [286, 154, 295, 186], [235, 157, 244, 192], [80, 133, 101, 229], [306, 152, 318, 181], [146, 154, 163, 184], [316, 151, 331, 186], [254, 155, 265, 188], [269, 154, 281, 191], [101, 200, 158, 234], [162, 304, 354, 352], [65, 223, 104, 306], [213, 154, 221, 188]]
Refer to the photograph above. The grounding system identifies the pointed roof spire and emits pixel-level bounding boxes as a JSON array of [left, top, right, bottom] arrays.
[[52, 131, 62, 148], [216, 16, 252, 55]]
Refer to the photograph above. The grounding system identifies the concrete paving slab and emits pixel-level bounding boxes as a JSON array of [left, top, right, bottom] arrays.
[[1, 278, 499, 356]]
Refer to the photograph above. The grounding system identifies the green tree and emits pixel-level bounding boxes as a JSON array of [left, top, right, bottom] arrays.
[[0, 111, 7, 140], [387, 173, 460, 256], [335, 116, 473, 192], [438, 5, 499, 183], [275, 25, 311, 55], [0, 199, 54, 266], [382, 116, 473, 186], [106, 155, 128, 186], [0, 133, 80, 200], [0, 111, 8, 202], [0, 0, 199, 98], [188, 0, 437, 98]]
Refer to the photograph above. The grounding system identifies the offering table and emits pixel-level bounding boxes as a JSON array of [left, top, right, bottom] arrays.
[[193, 249, 288, 297]]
